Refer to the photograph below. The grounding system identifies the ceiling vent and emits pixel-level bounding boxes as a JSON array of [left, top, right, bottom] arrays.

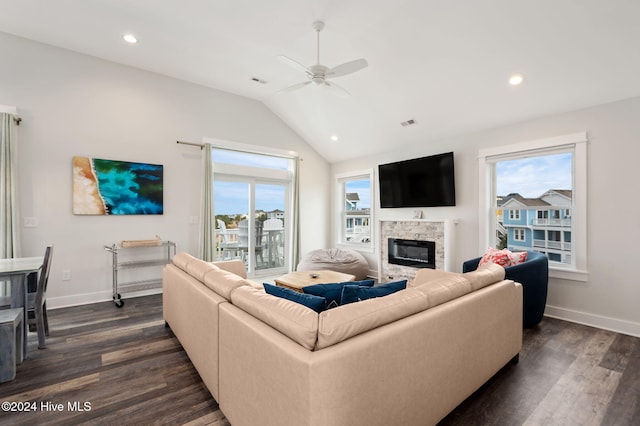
[[400, 119, 416, 127]]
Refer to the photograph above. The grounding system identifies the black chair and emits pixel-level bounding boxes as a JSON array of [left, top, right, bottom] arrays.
[[28, 245, 53, 348], [463, 250, 549, 328]]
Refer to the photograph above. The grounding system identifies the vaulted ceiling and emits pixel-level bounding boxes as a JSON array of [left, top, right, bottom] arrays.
[[2, 0, 640, 163]]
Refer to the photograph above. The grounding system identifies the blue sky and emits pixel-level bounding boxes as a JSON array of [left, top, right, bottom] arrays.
[[212, 149, 289, 215], [214, 181, 285, 215], [496, 152, 572, 198], [346, 179, 371, 208]]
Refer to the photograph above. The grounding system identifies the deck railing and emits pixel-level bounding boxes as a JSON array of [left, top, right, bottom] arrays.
[[533, 218, 571, 226]]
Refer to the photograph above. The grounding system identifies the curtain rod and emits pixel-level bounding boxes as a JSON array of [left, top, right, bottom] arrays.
[[176, 140, 204, 149], [0, 109, 21, 125]]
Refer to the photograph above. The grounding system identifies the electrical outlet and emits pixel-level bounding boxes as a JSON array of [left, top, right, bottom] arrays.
[[24, 217, 39, 227], [62, 270, 71, 281]]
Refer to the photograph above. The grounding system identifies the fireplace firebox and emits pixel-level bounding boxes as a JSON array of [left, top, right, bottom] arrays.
[[388, 238, 436, 269]]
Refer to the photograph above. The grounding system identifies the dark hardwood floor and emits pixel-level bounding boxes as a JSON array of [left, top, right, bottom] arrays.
[[1, 294, 638, 425]]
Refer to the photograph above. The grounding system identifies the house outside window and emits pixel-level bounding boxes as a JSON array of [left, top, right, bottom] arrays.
[[514, 228, 525, 241], [478, 132, 588, 281], [336, 169, 374, 250]]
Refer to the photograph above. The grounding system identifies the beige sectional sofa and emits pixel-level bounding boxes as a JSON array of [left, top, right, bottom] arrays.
[[163, 253, 522, 426]]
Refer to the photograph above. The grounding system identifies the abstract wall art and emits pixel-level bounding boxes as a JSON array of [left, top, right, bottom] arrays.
[[73, 156, 164, 215]]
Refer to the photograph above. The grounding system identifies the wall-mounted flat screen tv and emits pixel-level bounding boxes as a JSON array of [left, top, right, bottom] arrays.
[[378, 152, 456, 208]]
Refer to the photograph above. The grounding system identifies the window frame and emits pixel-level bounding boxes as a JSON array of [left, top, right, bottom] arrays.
[[513, 228, 526, 241], [335, 169, 374, 252], [478, 132, 588, 281]]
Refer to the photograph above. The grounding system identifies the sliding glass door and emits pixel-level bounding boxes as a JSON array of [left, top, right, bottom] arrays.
[[214, 178, 288, 275], [210, 145, 294, 277]]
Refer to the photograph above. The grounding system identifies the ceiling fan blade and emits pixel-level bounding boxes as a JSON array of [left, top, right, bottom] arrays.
[[327, 58, 368, 78], [277, 80, 312, 94], [323, 80, 350, 98], [277, 55, 311, 76]]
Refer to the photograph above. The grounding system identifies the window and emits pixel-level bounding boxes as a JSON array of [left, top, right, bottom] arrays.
[[207, 140, 296, 276], [336, 170, 374, 250], [514, 228, 525, 241], [478, 132, 588, 281]]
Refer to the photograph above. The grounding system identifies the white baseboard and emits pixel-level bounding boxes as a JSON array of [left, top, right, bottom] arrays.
[[545, 304, 640, 338], [48, 288, 162, 310]]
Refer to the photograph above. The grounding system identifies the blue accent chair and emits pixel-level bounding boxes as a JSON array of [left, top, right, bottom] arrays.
[[463, 250, 549, 328]]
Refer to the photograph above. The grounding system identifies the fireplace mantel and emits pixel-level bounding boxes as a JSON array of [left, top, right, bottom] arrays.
[[379, 220, 455, 282]]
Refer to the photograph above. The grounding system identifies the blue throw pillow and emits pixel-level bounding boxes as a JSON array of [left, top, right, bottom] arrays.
[[339, 285, 361, 305], [340, 280, 407, 305], [263, 283, 326, 313], [302, 279, 375, 308]]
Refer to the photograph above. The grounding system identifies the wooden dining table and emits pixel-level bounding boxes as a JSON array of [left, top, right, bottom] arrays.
[[0, 256, 43, 357]]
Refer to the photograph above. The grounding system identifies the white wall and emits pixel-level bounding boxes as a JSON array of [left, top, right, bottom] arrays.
[[333, 96, 640, 337], [0, 32, 331, 307]]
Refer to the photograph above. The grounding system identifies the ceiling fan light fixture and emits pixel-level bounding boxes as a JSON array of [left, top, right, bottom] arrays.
[[276, 20, 367, 97]]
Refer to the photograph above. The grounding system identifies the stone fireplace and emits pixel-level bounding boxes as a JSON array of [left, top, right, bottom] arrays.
[[379, 220, 454, 282]]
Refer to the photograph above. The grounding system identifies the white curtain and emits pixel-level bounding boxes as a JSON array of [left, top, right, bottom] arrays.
[[1, 112, 20, 258], [198, 143, 215, 261], [1, 112, 21, 296], [290, 157, 301, 269]]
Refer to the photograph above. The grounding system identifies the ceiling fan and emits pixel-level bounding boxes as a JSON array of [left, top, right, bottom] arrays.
[[277, 21, 368, 97]]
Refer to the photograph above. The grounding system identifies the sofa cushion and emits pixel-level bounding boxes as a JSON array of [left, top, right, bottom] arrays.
[[340, 280, 407, 305], [302, 279, 375, 308], [212, 259, 247, 279], [410, 268, 461, 287], [264, 284, 326, 313], [414, 275, 472, 308], [203, 267, 252, 301], [186, 259, 219, 281], [172, 252, 196, 270], [316, 287, 428, 350], [463, 263, 506, 291], [231, 285, 319, 350]]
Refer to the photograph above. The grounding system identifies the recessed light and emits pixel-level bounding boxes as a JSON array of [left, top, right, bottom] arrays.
[[330, 135, 339, 142], [123, 34, 138, 44], [509, 73, 524, 86]]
